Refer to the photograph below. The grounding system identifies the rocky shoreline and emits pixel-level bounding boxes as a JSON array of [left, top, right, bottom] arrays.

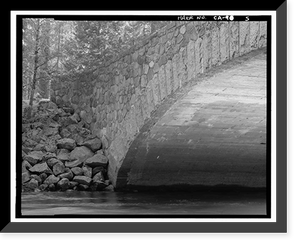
[[22, 100, 114, 192]]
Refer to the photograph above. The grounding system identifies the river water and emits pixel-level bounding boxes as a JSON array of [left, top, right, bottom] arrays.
[[21, 190, 267, 216]]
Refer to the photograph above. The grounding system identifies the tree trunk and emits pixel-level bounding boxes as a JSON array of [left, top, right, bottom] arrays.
[[27, 19, 40, 118]]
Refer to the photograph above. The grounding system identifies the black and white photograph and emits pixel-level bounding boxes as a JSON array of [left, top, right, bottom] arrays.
[[3, 6, 288, 234]]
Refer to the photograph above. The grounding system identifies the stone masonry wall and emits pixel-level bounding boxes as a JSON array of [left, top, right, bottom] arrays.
[[51, 21, 267, 186]]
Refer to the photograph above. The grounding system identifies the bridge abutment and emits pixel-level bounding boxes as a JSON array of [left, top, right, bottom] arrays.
[[50, 21, 267, 189]]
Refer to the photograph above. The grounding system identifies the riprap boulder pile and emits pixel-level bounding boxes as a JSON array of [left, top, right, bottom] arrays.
[[22, 100, 113, 192]]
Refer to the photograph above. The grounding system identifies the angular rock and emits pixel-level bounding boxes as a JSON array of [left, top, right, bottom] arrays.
[[57, 178, 70, 191], [60, 128, 71, 138], [95, 149, 104, 155], [71, 167, 83, 176], [59, 168, 74, 180], [44, 142, 58, 153], [43, 126, 59, 137], [65, 159, 83, 168], [82, 166, 92, 178], [69, 146, 94, 162], [57, 138, 76, 150], [85, 154, 108, 168], [69, 181, 78, 189], [39, 183, 48, 191], [63, 107, 75, 115], [90, 181, 106, 191], [47, 158, 63, 168], [57, 149, 70, 161], [23, 179, 39, 191], [77, 184, 89, 191], [29, 162, 52, 174], [73, 176, 92, 186], [92, 171, 105, 183], [103, 184, 114, 191], [23, 151, 44, 165], [22, 171, 31, 184], [33, 143, 45, 151], [44, 174, 60, 185], [30, 174, 42, 185], [39, 173, 48, 183], [82, 137, 102, 152], [43, 152, 56, 161], [22, 160, 32, 173], [48, 183, 56, 191], [92, 166, 104, 176], [53, 162, 65, 176]]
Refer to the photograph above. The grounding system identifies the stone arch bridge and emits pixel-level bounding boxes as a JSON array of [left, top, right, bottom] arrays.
[[51, 21, 267, 190]]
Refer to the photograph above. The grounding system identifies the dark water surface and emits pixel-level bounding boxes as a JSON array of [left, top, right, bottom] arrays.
[[21, 190, 267, 216]]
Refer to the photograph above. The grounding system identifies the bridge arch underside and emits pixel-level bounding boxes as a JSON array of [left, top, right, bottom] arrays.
[[115, 50, 267, 191]]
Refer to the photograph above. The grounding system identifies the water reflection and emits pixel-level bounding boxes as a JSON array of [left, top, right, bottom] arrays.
[[21, 190, 267, 216]]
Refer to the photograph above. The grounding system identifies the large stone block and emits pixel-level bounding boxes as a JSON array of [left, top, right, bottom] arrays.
[[152, 73, 160, 106], [229, 21, 239, 59], [211, 26, 220, 67], [239, 21, 250, 55], [158, 65, 167, 101], [219, 22, 230, 63], [178, 47, 187, 87], [165, 60, 173, 95], [203, 27, 212, 71], [194, 37, 203, 74], [187, 40, 196, 80], [250, 21, 260, 50], [172, 53, 180, 91], [259, 21, 267, 48], [146, 81, 155, 113]]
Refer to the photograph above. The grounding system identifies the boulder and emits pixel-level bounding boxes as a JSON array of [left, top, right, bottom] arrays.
[[57, 149, 70, 161], [39, 183, 48, 191], [73, 176, 92, 186], [57, 178, 70, 191], [22, 171, 31, 184], [44, 175, 60, 185], [33, 143, 45, 151], [82, 137, 102, 152], [59, 116, 77, 127], [43, 127, 59, 137], [95, 149, 104, 155], [57, 138, 76, 150], [48, 183, 56, 191], [43, 152, 56, 161], [71, 167, 83, 176], [22, 160, 32, 173], [69, 146, 94, 162], [65, 159, 83, 168], [23, 151, 44, 165], [92, 166, 104, 176], [69, 181, 78, 189], [30, 174, 42, 185], [47, 158, 63, 168], [29, 162, 52, 174], [90, 181, 106, 191], [77, 184, 89, 191], [39, 173, 48, 183], [59, 168, 74, 180], [53, 162, 65, 176], [82, 166, 92, 178], [60, 128, 72, 138], [62, 107, 74, 115], [103, 184, 114, 192], [92, 171, 105, 183], [84, 154, 108, 168], [44, 141, 58, 153], [23, 179, 39, 191]]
